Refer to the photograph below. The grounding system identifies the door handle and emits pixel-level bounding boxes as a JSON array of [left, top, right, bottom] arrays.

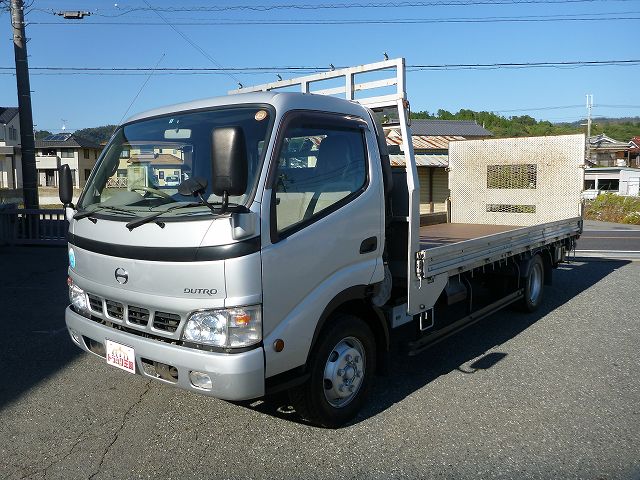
[[359, 236, 377, 254]]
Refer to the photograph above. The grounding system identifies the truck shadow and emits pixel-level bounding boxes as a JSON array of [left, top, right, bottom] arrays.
[[0, 246, 79, 411], [238, 258, 630, 427]]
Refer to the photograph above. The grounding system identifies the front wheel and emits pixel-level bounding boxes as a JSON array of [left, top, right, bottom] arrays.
[[289, 314, 376, 428]]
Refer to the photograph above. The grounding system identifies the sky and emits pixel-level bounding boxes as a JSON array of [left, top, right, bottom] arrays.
[[0, 0, 638, 133]]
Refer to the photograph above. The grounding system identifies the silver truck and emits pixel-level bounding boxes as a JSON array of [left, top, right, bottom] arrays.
[[59, 58, 583, 427]]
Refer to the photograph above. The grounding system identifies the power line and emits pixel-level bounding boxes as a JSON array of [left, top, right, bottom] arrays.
[[140, 0, 240, 84], [27, 13, 640, 26], [493, 105, 584, 113], [66, 0, 640, 16], [1, 60, 637, 75], [596, 104, 640, 108], [118, 52, 165, 125], [408, 59, 640, 70]]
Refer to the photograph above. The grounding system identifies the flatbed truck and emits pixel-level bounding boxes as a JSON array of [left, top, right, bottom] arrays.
[[60, 58, 583, 427]]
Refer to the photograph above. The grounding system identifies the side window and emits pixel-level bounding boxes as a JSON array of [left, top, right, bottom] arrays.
[[274, 120, 366, 233]]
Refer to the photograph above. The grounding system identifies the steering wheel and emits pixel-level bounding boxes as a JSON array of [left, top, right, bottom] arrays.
[[130, 186, 173, 199]]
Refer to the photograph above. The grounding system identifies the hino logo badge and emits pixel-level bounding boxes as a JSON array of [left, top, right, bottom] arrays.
[[115, 268, 129, 285]]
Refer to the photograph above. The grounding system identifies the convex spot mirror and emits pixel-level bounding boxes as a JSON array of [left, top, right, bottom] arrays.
[[211, 126, 248, 197]]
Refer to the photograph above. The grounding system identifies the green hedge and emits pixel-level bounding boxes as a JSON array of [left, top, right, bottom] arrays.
[[584, 194, 640, 225]]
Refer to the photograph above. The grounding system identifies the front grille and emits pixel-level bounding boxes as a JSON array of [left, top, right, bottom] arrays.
[[153, 312, 181, 333], [105, 299, 124, 320], [84, 291, 182, 337], [128, 305, 149, 327], [87, 294, 102, 313]]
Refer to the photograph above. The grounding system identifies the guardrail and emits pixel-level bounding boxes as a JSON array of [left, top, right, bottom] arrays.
[[0, 206, 68, 246]]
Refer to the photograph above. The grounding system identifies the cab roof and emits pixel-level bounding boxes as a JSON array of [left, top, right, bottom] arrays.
[[124, 91, 370, 125]]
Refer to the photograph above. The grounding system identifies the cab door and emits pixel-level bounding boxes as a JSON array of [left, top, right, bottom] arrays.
[[260, 111, 384, 377]]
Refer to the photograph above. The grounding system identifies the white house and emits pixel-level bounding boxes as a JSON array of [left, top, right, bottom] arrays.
[[0, 107, 22, 189], [35, 133, 101, 188], [584, 167, 640, 196]]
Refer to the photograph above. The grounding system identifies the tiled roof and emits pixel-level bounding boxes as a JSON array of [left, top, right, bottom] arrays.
[[408, 119, 493, 137], [386, 130, 465, 151], [0, 107, 19, 124], [390, 154, 449, 167], [588, 133, 628, 149], [35, 134, 100, 149]]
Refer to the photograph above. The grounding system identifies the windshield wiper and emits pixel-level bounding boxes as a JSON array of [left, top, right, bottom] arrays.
[[125, 202, 201, 231], [74, 205, 137, 220]]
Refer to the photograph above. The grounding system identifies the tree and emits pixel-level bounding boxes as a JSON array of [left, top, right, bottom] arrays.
[[73, 125, 117, 145], [34, 130, 52, 140]]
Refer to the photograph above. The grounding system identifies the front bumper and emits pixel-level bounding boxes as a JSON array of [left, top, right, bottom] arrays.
[[65, 307, 265, 400]]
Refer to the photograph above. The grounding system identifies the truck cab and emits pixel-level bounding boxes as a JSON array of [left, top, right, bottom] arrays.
[[64, 88, 394, 427]]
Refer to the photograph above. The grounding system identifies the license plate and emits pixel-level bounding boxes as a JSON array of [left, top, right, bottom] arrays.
[[105, 339, 136, 374]]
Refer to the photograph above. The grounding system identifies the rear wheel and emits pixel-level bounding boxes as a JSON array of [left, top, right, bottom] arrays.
[[289, 314, 376, 428], [519, 254, 544, 312]]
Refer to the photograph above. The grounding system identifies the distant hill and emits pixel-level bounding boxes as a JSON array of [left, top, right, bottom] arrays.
[[411, 110, 640, 141], [73, 125, 117, 145]]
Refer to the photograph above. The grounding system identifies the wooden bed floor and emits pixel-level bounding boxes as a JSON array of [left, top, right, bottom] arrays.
[[419, 223, 524, 249]]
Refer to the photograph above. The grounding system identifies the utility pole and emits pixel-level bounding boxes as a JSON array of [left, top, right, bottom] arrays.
[[585, 93, 593, 163], [10, 0, 39, 208]]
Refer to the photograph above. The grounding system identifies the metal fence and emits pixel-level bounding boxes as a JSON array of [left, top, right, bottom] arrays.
[[0, 206, 68, 246]]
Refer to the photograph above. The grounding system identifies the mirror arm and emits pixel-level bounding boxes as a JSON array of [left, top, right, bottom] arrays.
[[220, 191, 229, 214], [197, 192, 218, 214]]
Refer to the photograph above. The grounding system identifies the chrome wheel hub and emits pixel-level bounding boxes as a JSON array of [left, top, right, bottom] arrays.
[[323, 336, 366, 408], [528, 262, 542, 304]]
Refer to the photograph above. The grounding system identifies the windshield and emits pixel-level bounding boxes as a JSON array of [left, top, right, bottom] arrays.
[[78, 105, 273, 217]]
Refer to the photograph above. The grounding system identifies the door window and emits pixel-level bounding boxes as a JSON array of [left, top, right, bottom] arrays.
[[273, 118, 367, 234]]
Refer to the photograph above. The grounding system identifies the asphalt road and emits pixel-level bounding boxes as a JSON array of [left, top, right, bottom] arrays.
[[1, 246, 639, 480], [577, 220, 640, 259]]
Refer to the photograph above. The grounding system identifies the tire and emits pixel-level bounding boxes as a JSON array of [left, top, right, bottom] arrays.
[[519, 254, 544, 312], [289, 314, 376, 428]]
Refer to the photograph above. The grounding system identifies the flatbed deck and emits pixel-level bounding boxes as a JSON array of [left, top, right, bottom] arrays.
[[419, 223, 522, 249], [417, 217, 582, 280]]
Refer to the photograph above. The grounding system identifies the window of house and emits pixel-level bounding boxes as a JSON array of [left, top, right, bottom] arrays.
[[584, 180, 596, 190], [599, 179, 619, 191], [8, 126, 17, 140], [84, 149, 90, 159], [61, 149, 74, 158], [84, 169, 92, 182], [273, 115, 367, 234]]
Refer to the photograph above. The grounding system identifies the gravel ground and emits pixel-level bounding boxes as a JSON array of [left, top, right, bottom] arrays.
[[0, 247, 638, 479]]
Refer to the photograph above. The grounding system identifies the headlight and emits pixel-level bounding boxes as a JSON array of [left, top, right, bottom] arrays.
[[68, 278, 90, 318], [182, 305, 262, 348]]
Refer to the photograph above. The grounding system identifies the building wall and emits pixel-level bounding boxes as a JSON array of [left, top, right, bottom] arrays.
[[35, 147, 99, 188], [2, 115, 21, 148], [0, 115, 21, 189], [0, 155, 11, 188], [584, 168, 640, 196]]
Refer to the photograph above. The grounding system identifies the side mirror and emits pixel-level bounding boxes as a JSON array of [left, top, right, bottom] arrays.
[[211, 127, 248, 197], [59, 164, 74, 207]]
